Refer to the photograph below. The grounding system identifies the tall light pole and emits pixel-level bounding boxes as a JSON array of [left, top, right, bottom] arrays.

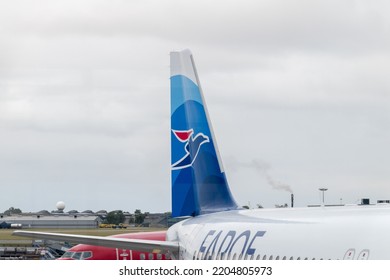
[[319, 188, 328, 205]]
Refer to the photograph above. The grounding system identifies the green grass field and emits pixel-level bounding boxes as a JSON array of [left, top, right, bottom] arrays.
[[0, 227, 165, 241]]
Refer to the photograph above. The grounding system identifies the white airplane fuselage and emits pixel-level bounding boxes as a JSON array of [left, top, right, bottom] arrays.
[[168, 204, 390, 260]]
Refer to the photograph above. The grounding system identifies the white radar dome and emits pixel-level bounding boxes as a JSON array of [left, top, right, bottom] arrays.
[[56, 201, 66, 211]]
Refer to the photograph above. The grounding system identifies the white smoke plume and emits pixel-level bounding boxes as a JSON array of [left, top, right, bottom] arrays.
[[226, 157, 293, 193], [250, 159, 293, 193]]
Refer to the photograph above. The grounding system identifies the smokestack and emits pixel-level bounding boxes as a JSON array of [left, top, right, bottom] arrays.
[[291, 193, 294, 208]]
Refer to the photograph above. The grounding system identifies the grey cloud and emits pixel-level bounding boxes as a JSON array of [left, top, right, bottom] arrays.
[[0, 0, 389, 212]]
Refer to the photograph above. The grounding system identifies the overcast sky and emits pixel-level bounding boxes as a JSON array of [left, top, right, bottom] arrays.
[[1, 0, 389, 213]]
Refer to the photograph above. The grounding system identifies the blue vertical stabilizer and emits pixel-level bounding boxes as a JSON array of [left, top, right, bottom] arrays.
[[170, 49, 239, 217]]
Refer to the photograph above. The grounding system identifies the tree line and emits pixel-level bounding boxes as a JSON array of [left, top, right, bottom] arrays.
[[104, 209, 147, 225]]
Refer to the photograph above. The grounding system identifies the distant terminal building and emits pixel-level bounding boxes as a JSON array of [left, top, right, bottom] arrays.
[[307, 198, 390, 207], [0, 201, 104, 229], [0, 214, 102, 229], [0, 200, 183, 229]]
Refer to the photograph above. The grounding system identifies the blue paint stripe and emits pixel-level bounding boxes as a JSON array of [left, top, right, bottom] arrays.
[[171, 75, 203, 115]]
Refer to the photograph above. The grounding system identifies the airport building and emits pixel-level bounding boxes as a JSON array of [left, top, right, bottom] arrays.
[[0, 202, 178, 229], [0, 214, 102, 229], [0, 201, 104, 229]]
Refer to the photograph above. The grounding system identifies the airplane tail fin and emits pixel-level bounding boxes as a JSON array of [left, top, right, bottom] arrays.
[[170, 49, 239, 217]]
